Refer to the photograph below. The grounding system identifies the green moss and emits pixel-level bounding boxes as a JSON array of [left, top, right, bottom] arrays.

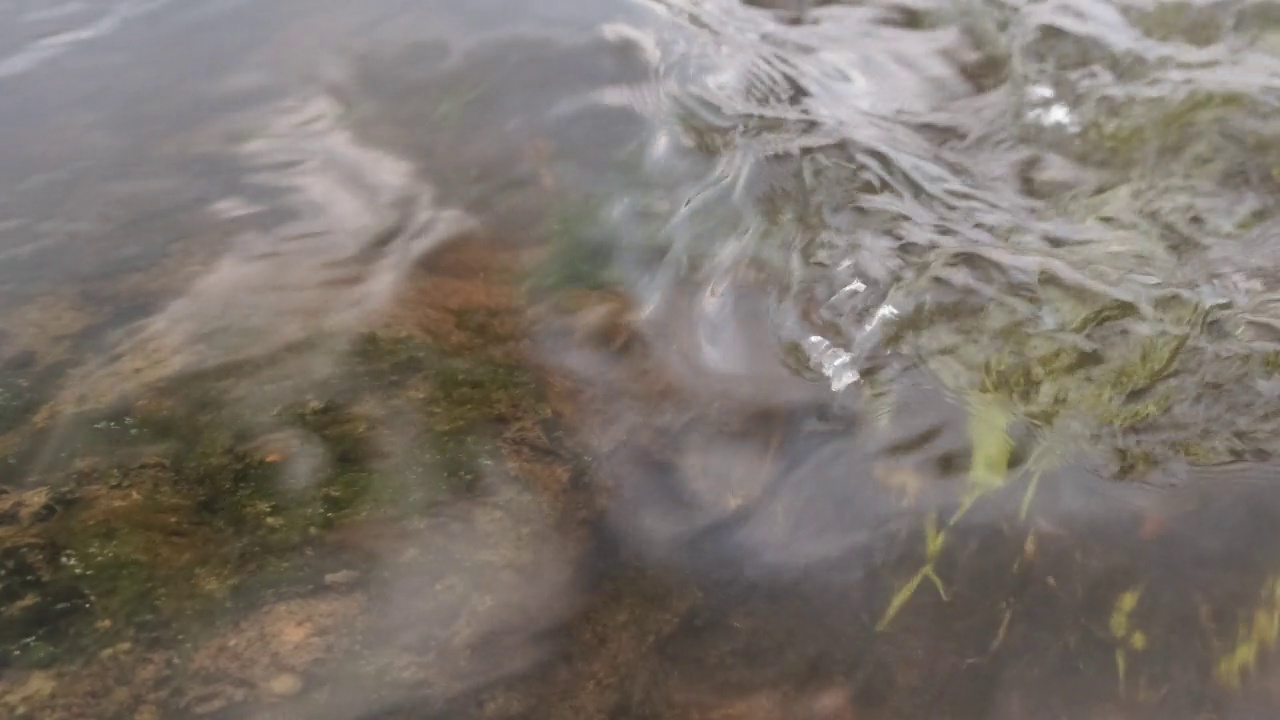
[[350, 332, 549, 494], [1261, 351, 1280, 375], [290, 400, 373, 469], [0, 541, 89, 667], [423, 354, 544, 493], [0, 374, 43, 437], [0, 396, 367, 665], [9, 480, 243, 665], [453, 307, 509, 335], [528, 201, 619, 294], [427, 433, 486, 492], [350, 330, 546, 493], [350, 331, 431, 385], [1081, 91, 1254, 171], [426, 357, 540, 429], [0, 279, 564, 665]]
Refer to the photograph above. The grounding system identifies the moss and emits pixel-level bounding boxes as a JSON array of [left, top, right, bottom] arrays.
[[425, 356, 541, 430], [452, 307, 522, 351], [0, 393, 376, 665], [0, 434, 361, 667], [0, 224, 576, 670], [6, 501, 221, 665], [289, 400, 373, 470], [349, 330, 547, 493], [528, 200, 619, 294], [1113, 446, 1159, 479], [349, 331, 431, 386], [0, 360, 82, 479], [1261, 351, 1280, 375], [0, 375, 43, 437], [421, 353, 545, 493], [1080, 90, 1255, 171], [427, 432, 486, 492], [0, 542, 90, 668]]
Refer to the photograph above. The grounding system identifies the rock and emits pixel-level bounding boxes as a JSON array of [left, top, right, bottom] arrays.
[[808, 686, 858, 720], [6, 671, 56, 705], [134, 704, 160, 720], [32, 502, 59, 522], [98, 642, 133, 660], [186, 686, 246, 716], [3, 350, 38, 372], [266, 672, 304, 698], [323, 569, 361, 587], [1018, 151, 1096, 200]]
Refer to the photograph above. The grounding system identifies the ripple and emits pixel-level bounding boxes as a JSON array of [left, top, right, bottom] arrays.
[[0, 0, 173, 80]]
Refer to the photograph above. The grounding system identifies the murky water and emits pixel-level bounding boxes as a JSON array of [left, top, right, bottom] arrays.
[[5, 0, 1280, 718]]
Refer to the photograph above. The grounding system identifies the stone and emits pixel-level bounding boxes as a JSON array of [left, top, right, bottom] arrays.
[[323, 569, 361, 587], [266, 673, 304, 698]]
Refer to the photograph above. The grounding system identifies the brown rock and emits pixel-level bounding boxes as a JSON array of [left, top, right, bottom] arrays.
[[265, 673, 304, 698], [324, 569, 361, 587]]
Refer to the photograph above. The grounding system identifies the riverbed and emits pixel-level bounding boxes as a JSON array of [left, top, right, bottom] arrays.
[[4, 0, 1280, 718]]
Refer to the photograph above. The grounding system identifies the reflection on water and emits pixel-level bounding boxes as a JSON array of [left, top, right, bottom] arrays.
[[5, 0, 1280, 718], [0, 0, 173, 80], [65, 92, 475, 407]]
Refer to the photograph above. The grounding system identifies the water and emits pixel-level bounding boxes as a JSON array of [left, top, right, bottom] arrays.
[[4, 0, 1280, 718]]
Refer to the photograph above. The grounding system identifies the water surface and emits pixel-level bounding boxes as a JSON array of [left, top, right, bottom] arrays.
[[5, 0, 1280, 718]]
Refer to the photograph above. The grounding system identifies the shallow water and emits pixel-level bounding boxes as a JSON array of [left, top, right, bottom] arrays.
[[5, 0, 1280, 718]]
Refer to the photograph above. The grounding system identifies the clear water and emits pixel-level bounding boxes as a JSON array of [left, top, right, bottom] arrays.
[[4, 0, 1280, 718]]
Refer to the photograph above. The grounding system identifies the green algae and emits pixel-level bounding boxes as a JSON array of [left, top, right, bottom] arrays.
[[353, 330, 547, 491], [1217, 576, 1280, 689], [0, 319, 555, 669], [1080, 91, 1254, 169], [528, 200, 619, 294]]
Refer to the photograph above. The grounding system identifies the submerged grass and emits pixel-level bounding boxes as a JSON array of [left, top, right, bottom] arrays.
[[871, 283, 1280, 701], [1217, 576, 1280, 689]]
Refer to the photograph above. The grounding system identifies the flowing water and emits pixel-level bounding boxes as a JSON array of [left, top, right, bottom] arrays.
[[5, 0, 1280, 718]]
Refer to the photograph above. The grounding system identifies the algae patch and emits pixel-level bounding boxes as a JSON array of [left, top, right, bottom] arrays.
[[0, 321, 555, 670]]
